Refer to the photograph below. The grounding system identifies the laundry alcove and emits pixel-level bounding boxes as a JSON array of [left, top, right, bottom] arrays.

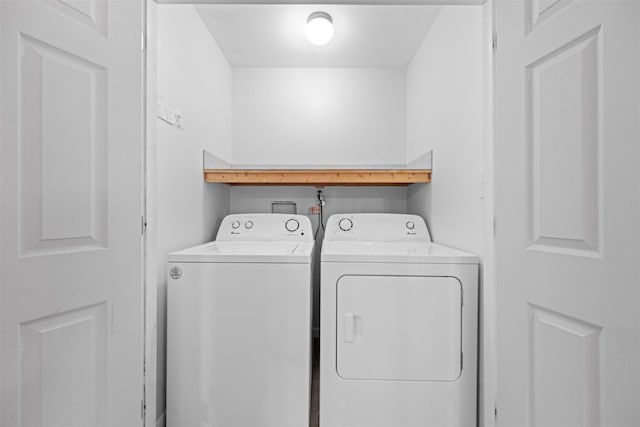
[[154, 2, 489, 426]]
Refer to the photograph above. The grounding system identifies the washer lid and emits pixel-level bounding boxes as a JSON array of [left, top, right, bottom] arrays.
[[321, 241, 478, 264], [169, 241, 314, 263]]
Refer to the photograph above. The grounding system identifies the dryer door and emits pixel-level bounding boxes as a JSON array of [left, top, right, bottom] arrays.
[[336, 275, 462, 381]]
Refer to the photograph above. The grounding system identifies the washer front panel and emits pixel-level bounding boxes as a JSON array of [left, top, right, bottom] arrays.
[[167, 261, 313, 427]]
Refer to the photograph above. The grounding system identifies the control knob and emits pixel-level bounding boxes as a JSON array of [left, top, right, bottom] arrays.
[[231, 221, 241, 229], [406, 221, 415, 230], [245, 221, 254, 229], [285, 218, 300, 232], [338, 218, 353, 232]]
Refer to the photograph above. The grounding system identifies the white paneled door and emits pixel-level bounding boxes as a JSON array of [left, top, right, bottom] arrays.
[[495, 1, 640, 426], [1, 1, 144, 426]]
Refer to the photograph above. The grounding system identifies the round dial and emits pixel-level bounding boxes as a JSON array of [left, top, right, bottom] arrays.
[[231, 221, 241, 229], [406, 221, 415, 230], [285, 218, 300, 232], [338, 218, 353, 232], [244, 220, 254, 229]]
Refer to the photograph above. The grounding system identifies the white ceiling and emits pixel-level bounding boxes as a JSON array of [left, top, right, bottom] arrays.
[[194, 4, 443, 67]]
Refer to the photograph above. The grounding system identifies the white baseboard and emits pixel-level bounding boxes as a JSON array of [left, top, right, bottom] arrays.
[[156, 412, 166, 427]]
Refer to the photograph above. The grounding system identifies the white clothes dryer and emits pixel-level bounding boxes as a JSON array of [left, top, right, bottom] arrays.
[[320, 213, 478, 427], [167, 213, 314, 427]]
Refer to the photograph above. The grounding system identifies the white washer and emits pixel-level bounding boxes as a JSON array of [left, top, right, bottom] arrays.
[[167, 213, 314, 427], [320, 213, 478, 427]]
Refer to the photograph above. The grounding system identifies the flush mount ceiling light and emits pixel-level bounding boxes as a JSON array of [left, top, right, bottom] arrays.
[[306, 11, 334, 46]]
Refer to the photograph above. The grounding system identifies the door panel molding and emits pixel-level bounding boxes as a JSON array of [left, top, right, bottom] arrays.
[[19, 302, 108, 427], [528, 304, 601, 427], [45, 0, 108, 36], [525, 26, 603, 258], [18, 33, 108, 257], [526, 0, 574, 34]]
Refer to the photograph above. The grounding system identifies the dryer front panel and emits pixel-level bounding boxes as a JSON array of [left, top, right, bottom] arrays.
[[336, 275, 462, 382]]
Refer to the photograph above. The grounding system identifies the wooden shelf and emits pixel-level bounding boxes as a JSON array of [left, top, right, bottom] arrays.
[[203, 168, 431, 186]]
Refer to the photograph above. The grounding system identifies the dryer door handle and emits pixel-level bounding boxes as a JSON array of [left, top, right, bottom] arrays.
[[343, 313, 363, 343]]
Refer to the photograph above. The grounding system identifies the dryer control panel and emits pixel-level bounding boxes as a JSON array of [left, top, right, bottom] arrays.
[[216, 213, 313, 242], [324, 213, 431, 242]]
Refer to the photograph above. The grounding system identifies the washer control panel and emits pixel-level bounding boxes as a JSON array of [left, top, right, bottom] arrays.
[[325, 213, 431, 242], [216, 213, 313, 242]]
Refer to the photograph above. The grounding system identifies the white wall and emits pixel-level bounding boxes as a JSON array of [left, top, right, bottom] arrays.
[[232, 68, 406, 166], [405, 6, 491, 426], [156, 5, 232, 423], [406, 6, 484, 256]]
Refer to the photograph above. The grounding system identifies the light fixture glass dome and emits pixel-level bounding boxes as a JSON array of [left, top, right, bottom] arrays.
[[306, 12, 334, 46]]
